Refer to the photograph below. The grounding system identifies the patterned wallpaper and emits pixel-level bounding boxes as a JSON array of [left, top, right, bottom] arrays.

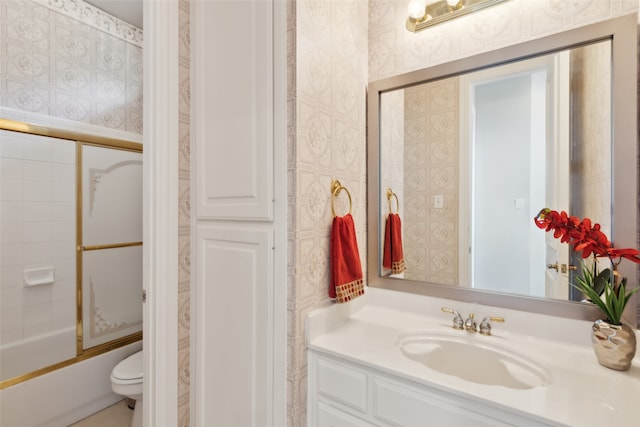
[[177, 1, 191, 426], [369, 0, 638, 81], [570, 41, 612, 231], [403, 79, 459, 285], [379, 90, 405, 276], [30, 0, 142, 47], [286, 1, 638, 426], [287, 0, 369, 424], [0, 0, 143, 134]]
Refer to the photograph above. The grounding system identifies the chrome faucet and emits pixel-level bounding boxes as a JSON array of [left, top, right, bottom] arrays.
[[479, 316, 505, 336], [464, 313, 477, 332], [442, 307, 505, 335], [441, 307, 463, 330]]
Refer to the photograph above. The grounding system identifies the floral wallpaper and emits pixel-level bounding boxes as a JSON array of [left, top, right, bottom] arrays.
[[287, 0, 369, 424], [287, 0, 638, 426], [369, 0, 637, 81], [570, 42, 612, 231], [177, 1, 191, 426], [0, 0, 143, 134], [403, 79, 459, 285]]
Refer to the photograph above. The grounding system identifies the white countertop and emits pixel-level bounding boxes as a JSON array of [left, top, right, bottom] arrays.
[[307, 288, 640, 427]]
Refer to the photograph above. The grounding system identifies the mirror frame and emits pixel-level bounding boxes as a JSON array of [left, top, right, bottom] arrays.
[[367, 14, 639, 326]]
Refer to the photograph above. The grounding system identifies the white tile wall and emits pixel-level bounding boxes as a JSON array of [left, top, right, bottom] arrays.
[[0, 130, 76, 346]]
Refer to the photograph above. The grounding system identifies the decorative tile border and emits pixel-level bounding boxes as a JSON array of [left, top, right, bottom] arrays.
[[32, 0, 143, 47]]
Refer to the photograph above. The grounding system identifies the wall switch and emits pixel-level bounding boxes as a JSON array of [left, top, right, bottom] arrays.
[[514, 198, 525, 210], [434, 194, 444, 209]]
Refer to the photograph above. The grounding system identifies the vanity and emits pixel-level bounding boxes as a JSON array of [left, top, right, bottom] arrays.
[[307, 288, 640, 426], [306, 11, 640, 427]]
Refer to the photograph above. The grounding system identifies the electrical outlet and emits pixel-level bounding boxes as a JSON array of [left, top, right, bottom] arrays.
[[434, 194, 444, 209]]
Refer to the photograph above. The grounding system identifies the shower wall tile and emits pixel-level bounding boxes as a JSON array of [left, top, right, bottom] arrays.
[[1, 287, 23, 310], [23, 222, 50, 243], [1, 0, 143, 384], [0, 130, 76, 351], [2, 223, 23, 244]]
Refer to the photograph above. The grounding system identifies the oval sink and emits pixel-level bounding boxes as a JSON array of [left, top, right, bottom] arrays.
[[397, 331, 550, 390]]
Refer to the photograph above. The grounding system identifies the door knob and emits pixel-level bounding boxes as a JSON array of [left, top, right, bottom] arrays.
[[547, 263, 577, 273]]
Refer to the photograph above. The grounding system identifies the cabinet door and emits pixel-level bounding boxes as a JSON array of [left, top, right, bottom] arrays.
[[192, 0, 274, 221], [317, 402, 374, 427], [317, 357, 368, 413], [373, 379, 512, 427], [191, 0, 286, 425]]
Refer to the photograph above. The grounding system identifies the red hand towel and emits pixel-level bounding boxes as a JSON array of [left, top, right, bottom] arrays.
[[330, 213, 364, 303], [383, 213, 406, 274]]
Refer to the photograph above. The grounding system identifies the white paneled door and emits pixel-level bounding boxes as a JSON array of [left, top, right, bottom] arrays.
[[191, 1, 287, 426]]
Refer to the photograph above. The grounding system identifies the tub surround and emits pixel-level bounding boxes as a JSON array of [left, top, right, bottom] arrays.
[[0, 326, 76, 381], [0, 341, 142, 426], [307, 288, 640, 426]]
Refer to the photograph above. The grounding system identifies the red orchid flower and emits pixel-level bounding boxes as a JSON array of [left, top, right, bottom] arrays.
[[607, 247, 640, 263], [534, 208, 640, 264]]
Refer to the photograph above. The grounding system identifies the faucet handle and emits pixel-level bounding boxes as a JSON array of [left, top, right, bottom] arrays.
[[464, 313, 477, 332], [441, 307, 464, 330], [479, 316, 505, 336]]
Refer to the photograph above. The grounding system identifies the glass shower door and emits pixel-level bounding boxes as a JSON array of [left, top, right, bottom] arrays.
[[80, 144, 143, 350]]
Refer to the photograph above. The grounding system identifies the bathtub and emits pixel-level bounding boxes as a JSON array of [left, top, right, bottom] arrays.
[[1, 327, 77, 380], [1, 338, 142, 427]]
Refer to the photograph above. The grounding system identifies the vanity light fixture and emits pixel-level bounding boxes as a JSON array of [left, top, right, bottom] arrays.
[[406, 0, 510, 32]]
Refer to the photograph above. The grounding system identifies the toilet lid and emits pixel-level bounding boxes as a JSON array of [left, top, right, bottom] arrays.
[[112, 351, 143, 381]]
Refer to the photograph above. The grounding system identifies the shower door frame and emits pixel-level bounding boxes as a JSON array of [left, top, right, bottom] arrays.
[[0, 118, 143, 389]]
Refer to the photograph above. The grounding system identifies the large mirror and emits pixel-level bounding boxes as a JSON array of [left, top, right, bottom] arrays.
[[367, 15, 639, 326]]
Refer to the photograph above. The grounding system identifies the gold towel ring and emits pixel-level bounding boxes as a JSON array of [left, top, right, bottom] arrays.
[[331, 179, 353, 217], [386, 188, 399, 214]]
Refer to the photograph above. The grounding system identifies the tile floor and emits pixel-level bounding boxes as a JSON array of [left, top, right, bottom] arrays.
[[69, 399, 133, 427]]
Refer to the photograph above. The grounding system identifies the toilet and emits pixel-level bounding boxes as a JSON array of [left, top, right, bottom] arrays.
[[110, 350, 143, 427]]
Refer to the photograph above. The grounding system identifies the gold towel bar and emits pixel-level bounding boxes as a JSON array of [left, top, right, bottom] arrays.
[[331, 179, 353, 217], [80, 241, 143, 251], [386, 188, 399, 214]]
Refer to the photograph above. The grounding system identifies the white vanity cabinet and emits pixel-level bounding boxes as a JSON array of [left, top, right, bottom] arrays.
[[308, 350, 559, 427], [306, 289, 640, 427]]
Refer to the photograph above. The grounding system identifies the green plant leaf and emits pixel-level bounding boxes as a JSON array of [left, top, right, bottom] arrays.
[[572, 279, 614, 321], [592, 268, 611, 296], [572, 261, 639, 325], [612, 284, 624, 323]]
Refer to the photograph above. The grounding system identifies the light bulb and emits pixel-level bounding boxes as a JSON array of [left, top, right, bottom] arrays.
[[407, 0, 428, 20], [446, 0, 460, 6]]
